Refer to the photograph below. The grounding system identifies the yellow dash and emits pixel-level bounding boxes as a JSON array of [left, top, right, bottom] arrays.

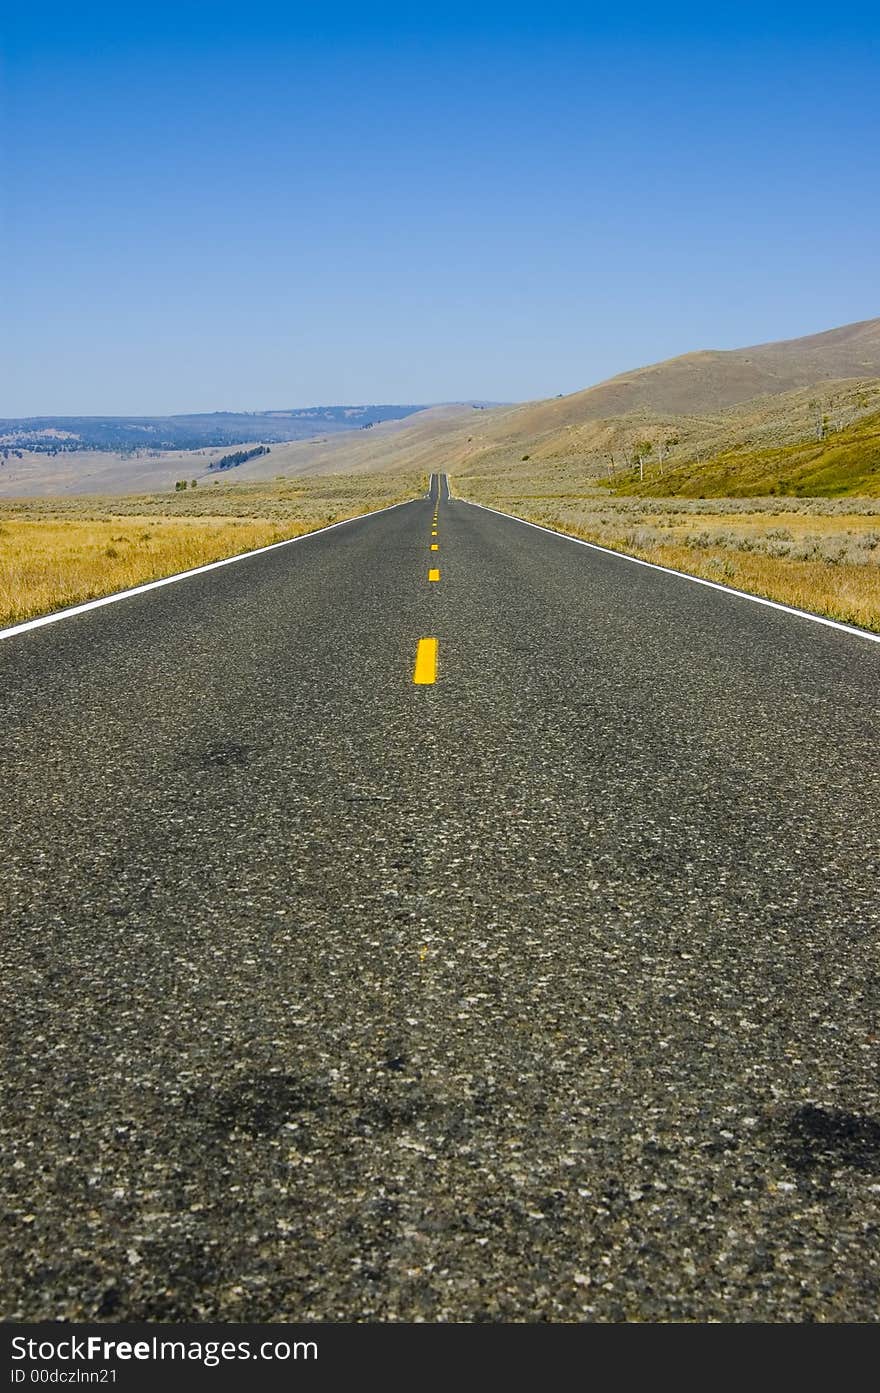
[[428, 568, 440, 581], [430, 542, 438, 551], [412, 637, 437, 684], [431, 530, 438, 536]]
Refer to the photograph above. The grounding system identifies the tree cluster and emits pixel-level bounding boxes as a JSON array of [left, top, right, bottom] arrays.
[[208, 445, 271, 472]]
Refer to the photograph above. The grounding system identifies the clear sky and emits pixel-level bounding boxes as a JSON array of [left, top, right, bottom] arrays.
[[2, 2, 878, 415]]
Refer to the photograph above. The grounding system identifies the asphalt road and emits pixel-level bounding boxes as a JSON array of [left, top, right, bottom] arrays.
[[2, 473, 879, 1322]]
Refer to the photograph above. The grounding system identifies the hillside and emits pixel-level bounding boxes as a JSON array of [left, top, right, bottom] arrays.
[[451, 378, 880, 499], [523, 315, 880, 424], [606, 406, 880, 499]]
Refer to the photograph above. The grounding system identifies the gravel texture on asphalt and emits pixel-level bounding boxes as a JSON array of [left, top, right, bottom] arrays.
[[2, 475, 879, 1322]]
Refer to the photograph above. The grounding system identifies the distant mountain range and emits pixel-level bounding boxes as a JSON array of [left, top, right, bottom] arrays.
[[0, 405, 432, 454]]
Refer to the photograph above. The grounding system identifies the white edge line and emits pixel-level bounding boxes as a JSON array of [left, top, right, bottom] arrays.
[[0, 497, 416, 643], [462, 498, 880, 646]]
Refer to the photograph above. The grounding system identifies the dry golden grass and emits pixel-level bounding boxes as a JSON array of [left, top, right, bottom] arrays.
[[0, 473, 423, 626], [455, 478, 880, 633], [0, 518, 309, 626]]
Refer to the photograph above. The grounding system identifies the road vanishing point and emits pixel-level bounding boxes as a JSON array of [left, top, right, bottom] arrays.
[[2, 473, 879, 1321]]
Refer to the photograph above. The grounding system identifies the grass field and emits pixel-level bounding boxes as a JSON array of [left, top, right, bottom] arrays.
[[455, 479, 880, 633], [0, 473, 423, 627]]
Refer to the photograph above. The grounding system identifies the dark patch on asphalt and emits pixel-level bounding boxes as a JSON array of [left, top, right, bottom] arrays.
[[784, 1103, 880, 1174], [96, 1286, 121, 1317], [207, 1072, 326, 1137], [357, 1091, 429, 1133]]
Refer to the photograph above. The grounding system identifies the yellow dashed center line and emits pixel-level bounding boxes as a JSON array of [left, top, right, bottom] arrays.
[[413, 637, 438, 684], [413, 497, 443, 683]]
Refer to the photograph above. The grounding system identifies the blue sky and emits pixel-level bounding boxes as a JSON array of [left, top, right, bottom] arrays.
[[2, 2, 879, 414]]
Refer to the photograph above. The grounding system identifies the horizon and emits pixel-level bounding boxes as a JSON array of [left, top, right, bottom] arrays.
[[3, 311, 880, 422], [3, 3, 879, 415]]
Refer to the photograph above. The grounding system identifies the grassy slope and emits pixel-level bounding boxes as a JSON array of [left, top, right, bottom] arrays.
[[607, 409, 880, 498]]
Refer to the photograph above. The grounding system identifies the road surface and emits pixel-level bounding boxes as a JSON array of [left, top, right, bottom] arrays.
[[2, 474, 879, 1321]]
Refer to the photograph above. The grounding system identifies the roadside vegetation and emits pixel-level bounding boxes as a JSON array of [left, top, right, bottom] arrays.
[[455, 481, 880, 632], [0, 473, 423, 627]]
